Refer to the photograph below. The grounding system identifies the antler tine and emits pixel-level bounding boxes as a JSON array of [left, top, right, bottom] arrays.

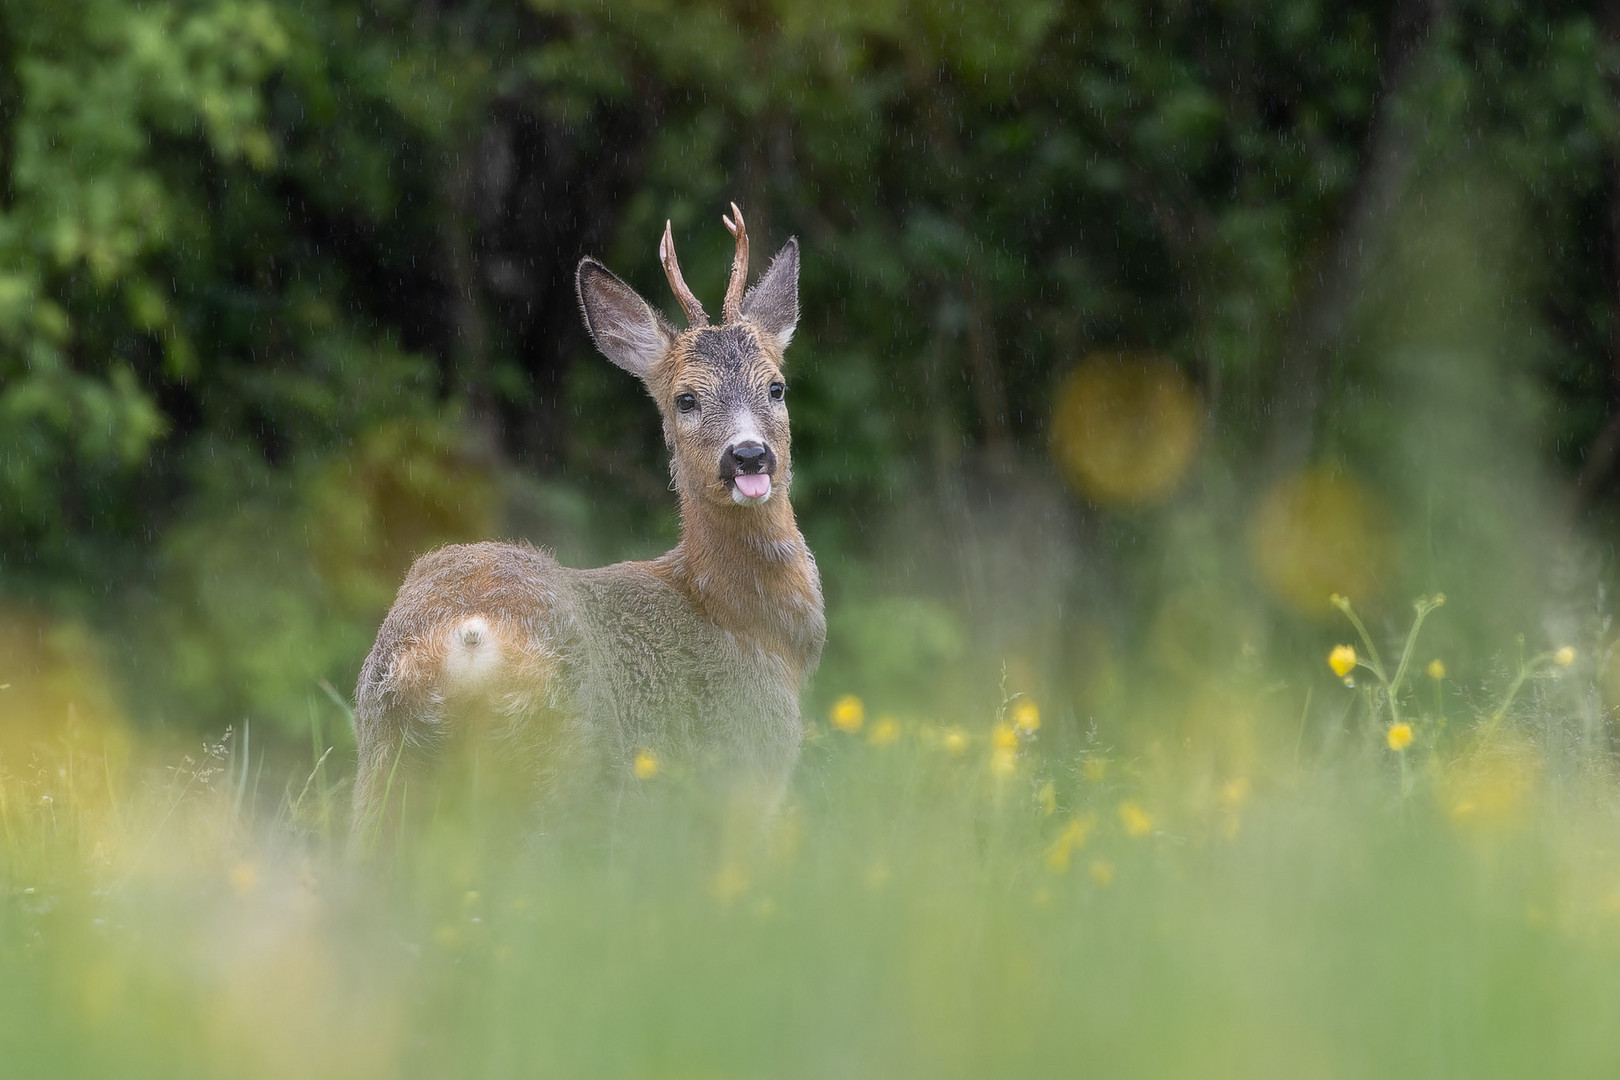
[[721, 201, 749, 323], [660, 219, 709, 327]]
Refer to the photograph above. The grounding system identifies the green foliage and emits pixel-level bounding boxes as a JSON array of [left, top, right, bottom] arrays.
[[1, 0, 1618, 734]]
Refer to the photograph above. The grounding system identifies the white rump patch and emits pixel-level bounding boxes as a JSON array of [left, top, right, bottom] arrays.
[[442, 615, 502, 694]]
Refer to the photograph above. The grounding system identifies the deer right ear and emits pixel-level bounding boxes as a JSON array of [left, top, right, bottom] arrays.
[[576, 259, 676, 380], [741, 238, 799, 352]]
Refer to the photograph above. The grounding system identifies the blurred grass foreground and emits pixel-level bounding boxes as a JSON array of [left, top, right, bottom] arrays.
[[10, 0, 1620, 1075]]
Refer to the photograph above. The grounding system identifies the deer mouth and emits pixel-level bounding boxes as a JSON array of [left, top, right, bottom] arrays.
[[729, 472, 772, 503]]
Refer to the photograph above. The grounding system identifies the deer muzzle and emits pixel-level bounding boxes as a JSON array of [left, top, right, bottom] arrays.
[[722, 441, 776, 504]]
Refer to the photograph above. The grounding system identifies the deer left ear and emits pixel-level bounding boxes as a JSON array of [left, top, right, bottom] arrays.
[[741, 238, 799, 352]]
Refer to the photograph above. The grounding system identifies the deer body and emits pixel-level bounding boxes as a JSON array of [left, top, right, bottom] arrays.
[[352, 207, 823, 840]]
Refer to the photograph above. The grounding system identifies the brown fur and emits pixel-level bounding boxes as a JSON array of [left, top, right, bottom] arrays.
[[351, 211, 824, 849]]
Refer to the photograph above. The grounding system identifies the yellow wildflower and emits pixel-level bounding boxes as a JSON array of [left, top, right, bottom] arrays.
[[1089, 859, 1115, 887], [1386, 722, 1413, 752], [632, 748, 659, 779], [1328, 644, 1357, 679], [991, 723, 1019, 751], [1427, 658, 1446, 681], [1011, 698, 1041, 734], [942, 729, 969, 755], [1118, 800, 1154, 837], [830, 694, 865, 733], [866, 716, 900, 746], [1555, 646, 1576, 667], [990, 748, 1018, 778]]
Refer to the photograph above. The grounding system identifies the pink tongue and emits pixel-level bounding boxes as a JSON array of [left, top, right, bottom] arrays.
[[734, 473, 771, 499]]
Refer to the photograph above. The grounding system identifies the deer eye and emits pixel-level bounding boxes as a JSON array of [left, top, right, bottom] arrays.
[[769, 381, 786, 402], [675, 392, 698, 414]]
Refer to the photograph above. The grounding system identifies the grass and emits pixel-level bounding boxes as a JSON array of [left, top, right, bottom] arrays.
[[5, 639, 1620, 1079]]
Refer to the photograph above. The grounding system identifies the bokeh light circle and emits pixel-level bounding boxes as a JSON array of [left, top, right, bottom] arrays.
[[1050, 353, 1204, 507]]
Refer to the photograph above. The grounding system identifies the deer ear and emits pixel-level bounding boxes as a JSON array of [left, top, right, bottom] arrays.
[[741, 238, 799, 352], [576, 258, 675, 380]]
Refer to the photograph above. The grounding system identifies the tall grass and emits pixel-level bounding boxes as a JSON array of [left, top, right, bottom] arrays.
[[5, 627, 1620, 1079]]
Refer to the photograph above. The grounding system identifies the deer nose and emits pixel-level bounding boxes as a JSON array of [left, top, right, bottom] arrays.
[[724, 442, 773, 475]]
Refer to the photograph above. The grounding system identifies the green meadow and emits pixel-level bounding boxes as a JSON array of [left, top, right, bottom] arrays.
[[7, 1, 1620, 1075]]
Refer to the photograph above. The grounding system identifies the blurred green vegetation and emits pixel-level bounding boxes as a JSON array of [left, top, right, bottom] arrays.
[[2, 0, 1619, 750]]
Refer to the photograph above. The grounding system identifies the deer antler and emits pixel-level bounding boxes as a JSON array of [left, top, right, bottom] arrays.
[[660, 220, 709, 327], [721, 202, 750, 323]]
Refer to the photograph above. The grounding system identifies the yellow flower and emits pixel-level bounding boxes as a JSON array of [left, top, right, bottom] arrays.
[[1011, 699, 1041, 734], [830, 694, 865, 733], [1386, 723, 1413, 752], [991, 723, 1019, 751], [1328, 644, 1357, 679], [866, 716, 900, 746], [990, 746, 1018, 778], [1118, 800, 1154, 837], [632, 748, 659, 779], [1088, 859, 1115, 887], [1426, 658, 1446, 681], [942, 729, 969, 755], [1555, 646, 1576, 667]]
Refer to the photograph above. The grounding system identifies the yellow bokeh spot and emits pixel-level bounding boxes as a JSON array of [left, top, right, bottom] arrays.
[[632, 749, 659, 780], [1439, 744, 1537, 826], [1044, 814, 1096, 873], [1427, 659, 1447, 681], [1050, 353, 1204, 507], [1219, 777, 1251, 812], [1555, 647, 1576, 667], [991, 723, 1019, 752], [1037, 781, 1057, 816], [830, 694, 865, 733], [942, 729, 969, 755], [1328, 644, 1357, 679], [1011, 699, 1041, 734], [229, 861, 258, 896], [1118, 800, 1154, 837], [990, 746, 1018, 778], [1250, 466, 1394, 616], [1386, 723, 1414, 752], [711, 862, 750, 903], [866, 716, 900, 746], [1089, 859, 1116, 887]]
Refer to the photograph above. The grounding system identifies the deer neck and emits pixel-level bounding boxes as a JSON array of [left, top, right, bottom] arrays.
[[654, 490, 822, 676]]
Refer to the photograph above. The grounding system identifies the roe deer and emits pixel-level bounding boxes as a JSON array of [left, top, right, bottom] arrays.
[[351, 205, 824, 846]]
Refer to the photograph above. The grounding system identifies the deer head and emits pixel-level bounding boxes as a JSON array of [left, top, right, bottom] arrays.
[[575, 205, 801, 511]]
